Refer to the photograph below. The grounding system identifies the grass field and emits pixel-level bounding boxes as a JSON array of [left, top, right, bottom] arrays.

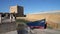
[[16, 19, 29, 23]]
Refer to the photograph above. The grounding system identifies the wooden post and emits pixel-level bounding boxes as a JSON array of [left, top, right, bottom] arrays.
[[13, 15, 15, 22], [0, 14, 2, 23], [10, 14, 12, 22]]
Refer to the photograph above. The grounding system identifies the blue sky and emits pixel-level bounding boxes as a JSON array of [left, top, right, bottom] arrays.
[[0, 0, 60, 14]]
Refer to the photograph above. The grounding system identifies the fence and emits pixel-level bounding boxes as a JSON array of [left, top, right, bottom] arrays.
[[0, 14, 16, 23]]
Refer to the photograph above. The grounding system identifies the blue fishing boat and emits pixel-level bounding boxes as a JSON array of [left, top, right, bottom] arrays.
[[26, 19, 47, 29]]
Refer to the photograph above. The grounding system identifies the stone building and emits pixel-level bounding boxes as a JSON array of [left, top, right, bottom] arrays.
[[10, 5, 24, 17]]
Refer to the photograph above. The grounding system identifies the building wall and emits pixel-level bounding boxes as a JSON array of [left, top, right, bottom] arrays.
[[10, 6, 17, 13], [10, 5, 24, 17], [0, 22, 16, 33], [17, 6, 24, 17]]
